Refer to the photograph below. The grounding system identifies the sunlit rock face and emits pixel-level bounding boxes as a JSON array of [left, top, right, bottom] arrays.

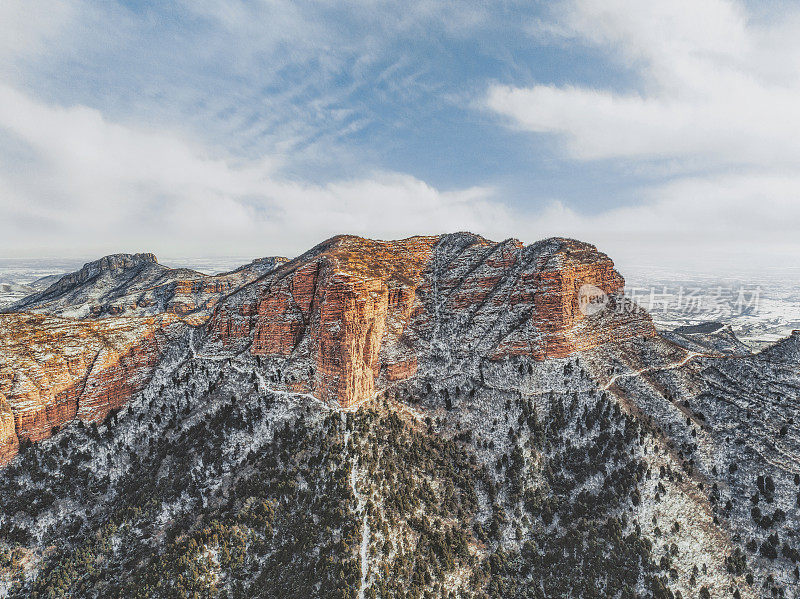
[[0, 392, 17, 466], [205, 233, 655, 407], [0, 252, 282, 464], [0, 313, 186, 465], [0, 233, 654, 461]]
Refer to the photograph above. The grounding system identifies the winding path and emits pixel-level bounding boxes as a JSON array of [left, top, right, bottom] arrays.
[[602, 351, 702, 390]]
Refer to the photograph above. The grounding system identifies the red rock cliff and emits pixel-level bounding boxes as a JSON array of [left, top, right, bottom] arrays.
[[0, 313, 181, 465], [0, 393, 17, 466], [206, 234, 655, 408]]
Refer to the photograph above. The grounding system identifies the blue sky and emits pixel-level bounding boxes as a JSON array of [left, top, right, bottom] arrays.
[[1, 0, 799, 274]]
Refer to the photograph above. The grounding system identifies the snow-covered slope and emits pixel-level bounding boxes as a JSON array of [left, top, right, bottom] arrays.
[[0, 235, 797, 599], [7, 253, 286, 320]]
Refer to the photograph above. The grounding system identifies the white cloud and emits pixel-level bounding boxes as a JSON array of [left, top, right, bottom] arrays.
[[485, 0, 800, 272], [488, 0, 800, 167], [0, 1, 79, 68], [0, 84, 508, 258], [0, 0, 524, 261], [525, 172, 800, 272], [2, 0, 798, 278], [1, 71, 795, 273], [487, 83, 800, 165]]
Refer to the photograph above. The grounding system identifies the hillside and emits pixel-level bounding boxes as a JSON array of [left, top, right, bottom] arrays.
[[7, 253, 286, 320], [0, 234, 797, 599]]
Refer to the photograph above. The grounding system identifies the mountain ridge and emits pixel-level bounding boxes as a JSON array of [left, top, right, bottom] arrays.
[[0, 233, 797, 598], [7, 252, 287, 320], [203, 232, 655, 406]]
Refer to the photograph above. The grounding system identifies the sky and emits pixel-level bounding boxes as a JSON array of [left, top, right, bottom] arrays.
[[1, 0, 800, 275]]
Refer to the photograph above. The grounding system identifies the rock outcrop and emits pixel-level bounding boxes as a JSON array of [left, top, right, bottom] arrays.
[[7, 253, 286, 322], [0, 393, 17, 466], [0, 313, 184, 465], [205, 234, 655, 407], [662, 321, 752, 356], [0, 253, 288, 466], [0, 233, 655, 460], [3, 234, 800, 598]]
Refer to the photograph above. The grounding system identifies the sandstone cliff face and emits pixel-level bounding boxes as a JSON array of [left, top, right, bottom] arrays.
[[207, 236, 438, 405], [0, 313, 183, 465], [205, 234, 655, 407], [0, 233, 655, 461], [0, 393, 17, 466]]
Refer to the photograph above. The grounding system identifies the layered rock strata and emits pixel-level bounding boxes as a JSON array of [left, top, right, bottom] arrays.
[[0, 233, 656, 462], [205, 233, 655, 407], [0, 313, 183, 465]]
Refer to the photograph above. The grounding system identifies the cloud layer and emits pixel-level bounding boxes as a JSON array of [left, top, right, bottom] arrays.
[[0, 0, 798, 276], [487, 0, 800, 270], [490, 0, 800, 166], [0, 0, 526, 259], [0, 84, 508, 258]]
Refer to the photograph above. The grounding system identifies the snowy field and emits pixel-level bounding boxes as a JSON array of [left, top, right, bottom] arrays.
[[625, 265, 800, 349]]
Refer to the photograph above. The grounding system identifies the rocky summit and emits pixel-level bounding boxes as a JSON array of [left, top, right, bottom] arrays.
[[0, 234, 797, 599], [205, 233, 654, 407]]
